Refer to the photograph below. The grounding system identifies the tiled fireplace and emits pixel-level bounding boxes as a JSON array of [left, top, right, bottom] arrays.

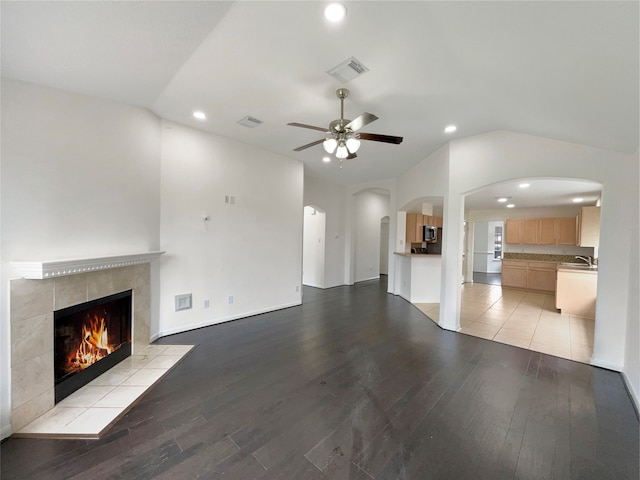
[[10, 257, 156, 433]]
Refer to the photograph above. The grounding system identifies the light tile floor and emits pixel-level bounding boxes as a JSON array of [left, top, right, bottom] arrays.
[[16, 344, 194, 439], [415, 283, 594, 364]]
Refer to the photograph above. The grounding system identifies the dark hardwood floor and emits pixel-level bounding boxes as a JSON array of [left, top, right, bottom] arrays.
[[472, 271, 502, 286], [2, 278, 638, 479]]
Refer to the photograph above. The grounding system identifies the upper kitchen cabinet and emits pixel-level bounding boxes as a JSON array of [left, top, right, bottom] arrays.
[[505, 219, 523, 244], [538, 218, 557, 245], [506, 216, 578, 246], [556, 217, 577, 245], [577, 206, 601, 247], [406, 213, 444, 243], [522, 218, 539, 244], [406, 213, 419, 243]]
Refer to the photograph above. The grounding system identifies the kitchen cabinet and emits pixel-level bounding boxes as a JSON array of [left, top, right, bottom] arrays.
[[505, 219, 523, 244], [522, 219, 539, 244], [502, 259, 556, 292], [406, 213, 419, 243], [557, 217, 577, 245], [506, 216, 578, 246], [538, 218, 557, 245], [502, 260, 528, 289], [527, 261, 557, 292], [577, 206, 600, 247], [556, 266, 597, 317], [406, 213, 444, 243]]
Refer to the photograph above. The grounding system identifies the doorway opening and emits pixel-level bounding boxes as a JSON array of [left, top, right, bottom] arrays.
[[303, 205, 326, 288], [472, 221, 504, 285]]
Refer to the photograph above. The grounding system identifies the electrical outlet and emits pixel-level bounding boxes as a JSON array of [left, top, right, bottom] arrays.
[[228, 295, 234, 304], [204, 300, 210, 308]]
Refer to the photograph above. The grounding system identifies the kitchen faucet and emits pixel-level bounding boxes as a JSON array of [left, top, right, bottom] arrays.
[[575, 255, 592, 267]]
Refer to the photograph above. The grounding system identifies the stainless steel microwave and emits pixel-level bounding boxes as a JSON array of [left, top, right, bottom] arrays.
[[423, 225, 437, 242]]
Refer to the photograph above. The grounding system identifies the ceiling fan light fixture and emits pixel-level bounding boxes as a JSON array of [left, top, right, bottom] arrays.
[[345, 137, 360, 153], [335, 142, 348, 159], [323, 138, 338, 154]]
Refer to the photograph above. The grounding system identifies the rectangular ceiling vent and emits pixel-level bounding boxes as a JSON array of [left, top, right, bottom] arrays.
[[237, 115, 263, 128], [327, 57, 370, 83]]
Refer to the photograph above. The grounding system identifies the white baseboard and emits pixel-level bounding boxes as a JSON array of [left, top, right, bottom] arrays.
[[1, 422, 12, 440], [149, 332, 161, 343], [590, 358, 623, 372], [156, 301, 301, 338], [622, 371, 640, 417]]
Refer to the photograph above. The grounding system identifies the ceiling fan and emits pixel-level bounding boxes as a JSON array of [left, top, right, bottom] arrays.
[[287, 88, 403, 160]]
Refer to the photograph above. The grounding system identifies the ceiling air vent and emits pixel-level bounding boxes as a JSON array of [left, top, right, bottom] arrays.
[[327, 57, 370, 83], [237, 116, 263, 128]]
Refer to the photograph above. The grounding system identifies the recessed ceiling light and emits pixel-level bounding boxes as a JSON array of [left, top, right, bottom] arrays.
[[497, 197, 509, 203], [506, 204, 515, 208], [519, 183, 530, 188], [193, 111, 206, 120], [324, 3, 346, 22], [323, 156, 331, 163], [572, 197, 584, 203], [444, 125, 457, 134]]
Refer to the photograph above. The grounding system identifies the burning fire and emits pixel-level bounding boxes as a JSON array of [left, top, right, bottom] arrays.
[[67, 315, 116, 371]]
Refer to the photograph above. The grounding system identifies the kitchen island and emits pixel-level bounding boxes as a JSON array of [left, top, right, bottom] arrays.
[[394, 252, 441, 303]]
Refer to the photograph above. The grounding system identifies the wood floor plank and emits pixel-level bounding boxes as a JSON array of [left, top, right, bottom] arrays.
[[1, 278, 637, 479]]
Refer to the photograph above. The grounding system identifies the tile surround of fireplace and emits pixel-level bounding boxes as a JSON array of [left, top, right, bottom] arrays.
[[10, 262, 154, 433]]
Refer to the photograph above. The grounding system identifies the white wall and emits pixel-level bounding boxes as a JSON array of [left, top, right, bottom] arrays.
[[302, 206, 325, 288], [158, 122, 303, 336], [303, 174, 347, 288], [0, 79, 161, 438], [623, 151, 639, 411], [352, 190, 390, 282], [443, 131, 638, 372]]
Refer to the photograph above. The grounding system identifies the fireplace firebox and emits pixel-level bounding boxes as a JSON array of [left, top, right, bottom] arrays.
[[54, 290, 132, 403]]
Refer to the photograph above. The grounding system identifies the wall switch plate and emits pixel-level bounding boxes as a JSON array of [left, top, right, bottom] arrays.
[[204, 300, 210, 308], [228, 295, 234, 304]]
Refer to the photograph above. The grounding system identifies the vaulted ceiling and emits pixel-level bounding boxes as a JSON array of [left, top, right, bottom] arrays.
[[2, 1, 638, 193]]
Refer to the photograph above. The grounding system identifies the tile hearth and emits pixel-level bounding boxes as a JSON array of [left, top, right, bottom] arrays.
[[15, 344, 194, 439]]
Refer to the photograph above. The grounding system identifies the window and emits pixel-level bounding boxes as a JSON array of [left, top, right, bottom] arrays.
[[494, 226, 503, 259]]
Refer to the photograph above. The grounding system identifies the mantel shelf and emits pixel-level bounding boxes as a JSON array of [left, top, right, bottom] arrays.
[[11, 251, 165, 279]]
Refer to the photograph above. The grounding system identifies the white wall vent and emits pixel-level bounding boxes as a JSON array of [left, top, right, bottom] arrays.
[[327, 57, 370, 83], [237, 115, 263, 128], [175, 293, 192, 311]]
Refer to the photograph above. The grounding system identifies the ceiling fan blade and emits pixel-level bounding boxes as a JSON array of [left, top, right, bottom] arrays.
[[358, 132, 404, 145], [346, 151, 357, 160], [287, 122, 328, 133], [293, 138, 324, 151], [345, 112, 378, 132]]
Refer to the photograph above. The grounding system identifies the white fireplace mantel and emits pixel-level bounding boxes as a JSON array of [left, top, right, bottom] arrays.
[[11, 251, 165, 279]]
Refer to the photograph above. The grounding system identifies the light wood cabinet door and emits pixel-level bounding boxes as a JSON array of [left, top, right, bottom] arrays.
[[416, 214, 424, 241], [505, 219, 522, 244], [538, 218, 557, 245], [557, 217, 577, 245], [502, 260, 528, 288], [522, 219, 539, 244], [578, 206, 601, 247], [528, 267, 556, 292], [406, 213, 418, 243], [433, 216, 443, 228]]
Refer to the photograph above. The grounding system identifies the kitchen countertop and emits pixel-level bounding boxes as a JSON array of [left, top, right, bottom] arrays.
[[394, 252, 442, 257], [557, 264, 598, 273], [504, 252, 586, 263]]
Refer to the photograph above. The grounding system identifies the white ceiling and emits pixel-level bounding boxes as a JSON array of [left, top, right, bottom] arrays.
[[2, 1, 638, 205]]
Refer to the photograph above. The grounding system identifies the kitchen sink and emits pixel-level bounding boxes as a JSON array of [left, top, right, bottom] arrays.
[[559, 262, 598, 270]]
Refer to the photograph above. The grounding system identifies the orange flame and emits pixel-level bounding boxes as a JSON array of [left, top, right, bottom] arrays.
[[66, 315, 115, 372]]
